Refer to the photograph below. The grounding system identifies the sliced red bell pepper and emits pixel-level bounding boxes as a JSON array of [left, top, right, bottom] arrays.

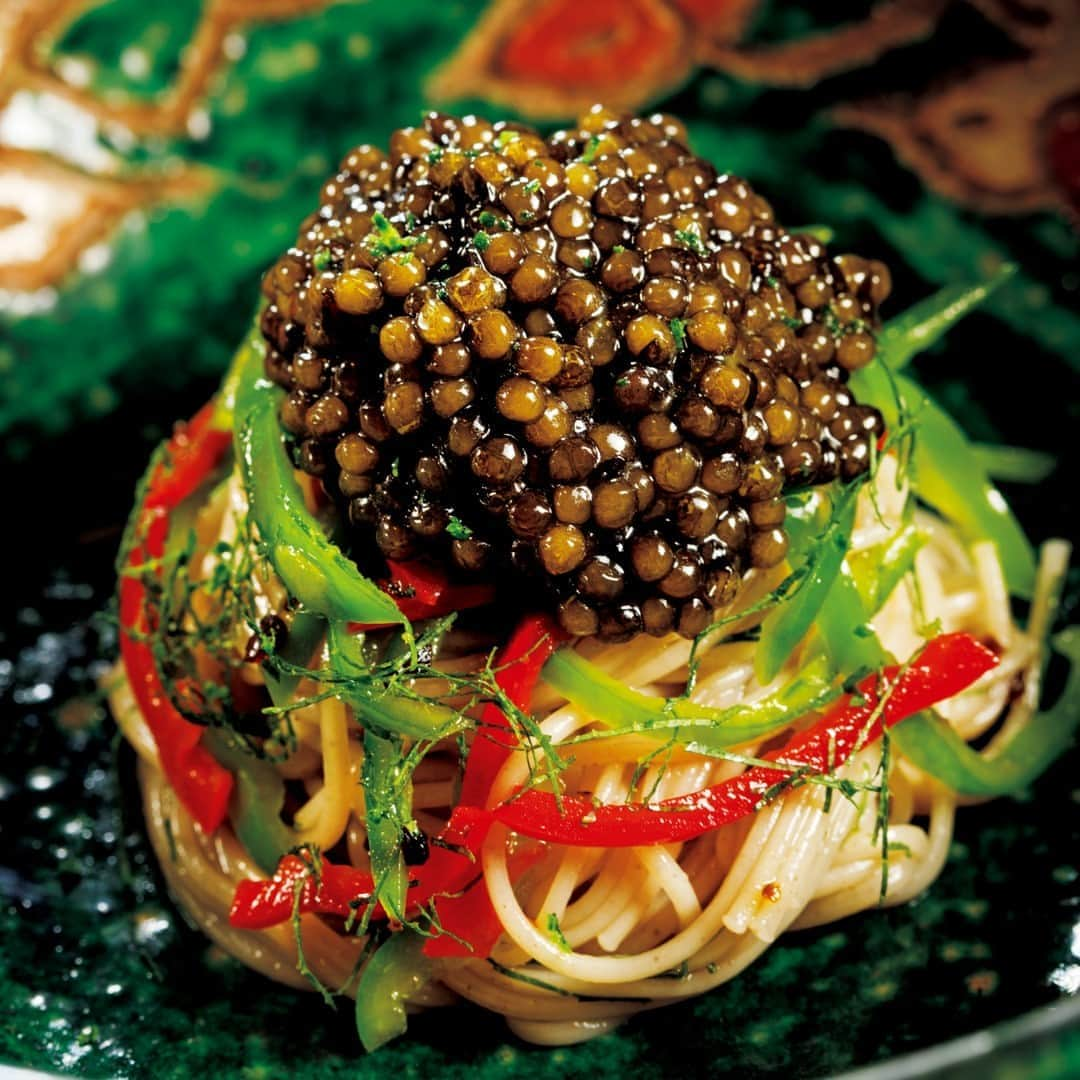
[[119, 401, 234, 834], [143, 401, 233, 511], [347, 558, 497, 630], [421, 878, 501, 959], [229, 822, 493, 930], [422, 845, 545, 959], [457, 612, 567, 807], [469, 632, 997, 849], [229, 612, 564, 958]]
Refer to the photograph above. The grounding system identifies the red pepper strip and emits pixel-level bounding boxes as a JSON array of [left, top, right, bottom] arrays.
[[423, 613, 564, 954], [421, 878, 499, 959], [422, 846, 544, 959], [229, 823, 493, 931], [385, 558, 446, 607], [473, 632, 997, 849], [229, 854, 369, 929], [144, 401, 232, 510], [347, 558, 497, 630], [119, 402, 234, 834], [457, 612, 567, 807], [229, 613, 563, 946]]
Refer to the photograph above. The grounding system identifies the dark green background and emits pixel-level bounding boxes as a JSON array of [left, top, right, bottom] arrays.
[[1, 1, 1077, 1076]]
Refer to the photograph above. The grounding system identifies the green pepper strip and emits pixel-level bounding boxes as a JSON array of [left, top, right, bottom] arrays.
[[543, 650, 838, 755], [851, 364, 1035, 598], [205, 729, 294, 875], [327, 622, 471, 741], [362, 725, 411, 922], [847, 523, 925, 616], [973, 443, 1055, 485], [792, 510, 884, 680], [755, 484, 858, 685], [895, 628, 1080, 796], [877, 264, 1015, 371], [851, 268, 1036, 597], [232, 330, 406, 627], [263, 610, 327, 709], [354, 931, 431, 1052]]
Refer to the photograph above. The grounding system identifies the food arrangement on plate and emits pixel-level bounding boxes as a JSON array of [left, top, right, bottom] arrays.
[[110, 106, 1077, 1052]]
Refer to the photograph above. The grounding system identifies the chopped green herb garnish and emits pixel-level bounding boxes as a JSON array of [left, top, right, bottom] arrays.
[[765, 274, 780, 289], [446, 516, 473, 540], [426, 148, 443, 164], [494, 130, 521, 150], [580, 134, 602, 164], [478, 210, 510, 231], [669, 317, 687, 352], [823, 302, 870, 337], [544, 912, 571, 953], [365, 211, 427, 261], [472, 231, 491, 251], [674, 228, 705, 255], [612, 244, 626, 254], [312, 249, 332, 272], [523, 178, 541, 195]]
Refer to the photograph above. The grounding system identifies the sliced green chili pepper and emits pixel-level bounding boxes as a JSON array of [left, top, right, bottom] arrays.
[[852, 367, 1035, 598], [814, 557, 886, 679], [232, 332, 405, 627], [894, 628, 1080, 796], [263, 610, 327, 709], [354, 931, 431, 1052], [898, 374, 1035, 598], [755, 484, 858, 685], [973, 443, 1055, 485], [205, 729, 294, 874], [877, 264, 1015, 371], [847, 523, 926, 616], [362, 725, 411, 922], [327, 622, 470, 741], [543, 649, 837, 753], [850, 268, 1035, 597]]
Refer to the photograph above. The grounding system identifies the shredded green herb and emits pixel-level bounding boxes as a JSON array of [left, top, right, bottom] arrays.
[[674, 228, 705, 255], [364, 211, 427, 261], [580, 134, 602, 164], [446, 516, 473, 540], [669, 317, 687, 352], [478, 210, 510, 231], [544, 912, 572, 953]]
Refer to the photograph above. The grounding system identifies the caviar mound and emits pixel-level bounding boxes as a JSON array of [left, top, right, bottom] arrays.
[[259, 107, 889, 641]]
